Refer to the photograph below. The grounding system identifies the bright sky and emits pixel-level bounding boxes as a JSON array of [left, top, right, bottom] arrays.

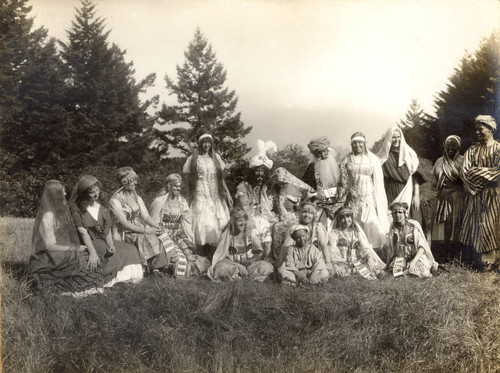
[[30, 0, 500, 154]]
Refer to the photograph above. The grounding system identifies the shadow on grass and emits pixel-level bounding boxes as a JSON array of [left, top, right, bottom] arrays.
[[2, 260, 30, 281]]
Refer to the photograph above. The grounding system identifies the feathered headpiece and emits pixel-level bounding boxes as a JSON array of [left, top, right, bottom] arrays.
[[249, 139, 277, 170]]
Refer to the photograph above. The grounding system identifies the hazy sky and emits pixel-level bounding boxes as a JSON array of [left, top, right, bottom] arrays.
[[29, 0, 500, 154]]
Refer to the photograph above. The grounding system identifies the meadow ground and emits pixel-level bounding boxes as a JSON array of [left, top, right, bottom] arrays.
[[1, 216, 500, 373]]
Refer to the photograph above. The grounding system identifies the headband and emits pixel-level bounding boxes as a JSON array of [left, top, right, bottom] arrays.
[[199, 134, 213, 142]]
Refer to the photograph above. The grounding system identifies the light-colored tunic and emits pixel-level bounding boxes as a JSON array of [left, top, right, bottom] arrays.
[[183, 154, 230, 245], [329, 223, 385, 279], [387, 219, 437, 278], [339, 152, 389, 248], [278, 243, 329, 284]]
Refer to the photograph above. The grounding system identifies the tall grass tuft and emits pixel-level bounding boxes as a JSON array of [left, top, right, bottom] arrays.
[[2, 217, 500, 372]]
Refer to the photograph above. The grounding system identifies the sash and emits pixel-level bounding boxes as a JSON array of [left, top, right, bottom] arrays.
[[157, 232, 189, 278]]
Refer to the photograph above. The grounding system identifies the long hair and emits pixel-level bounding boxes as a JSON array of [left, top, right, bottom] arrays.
[[187, 138, 231, 206]]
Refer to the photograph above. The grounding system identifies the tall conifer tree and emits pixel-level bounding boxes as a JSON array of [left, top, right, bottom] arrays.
[[156, 27, 251, 162], [427, 31, 500, 157], [0, 0, 69, 172], [59, 0, 157, 169]]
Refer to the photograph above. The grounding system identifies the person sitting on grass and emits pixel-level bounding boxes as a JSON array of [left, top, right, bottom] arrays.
[[29, 180, 105, 295], [278, 225, 329, 285], [70, 175, 143, 287], [273, 202, 331, 270], [150, 173, 210, 277], [328, 206, 385, 279], [109, 167, 178, 278], [386, 202, 438, 278], [207, 208, 274, 282]]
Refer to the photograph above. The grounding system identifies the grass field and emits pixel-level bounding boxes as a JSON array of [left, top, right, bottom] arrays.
[[2, 216, 500, 373]]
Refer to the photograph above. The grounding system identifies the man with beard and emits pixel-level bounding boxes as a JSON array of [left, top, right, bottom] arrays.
[[302, 137, 341, 195], [235, 140, 278, 258]]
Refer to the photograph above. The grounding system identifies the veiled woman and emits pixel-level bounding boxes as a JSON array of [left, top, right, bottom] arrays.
[[377, 126, 425, 228], [328, 206, 385, 279], [109, 167, 177, 277], [430, 135, 464, 261], [207, 208, 274, 282], [182, 134, 232, 252], [150, 173, 210, 276], [70, 175, 143, 286], [338, 132, 389, 249], [29, 180, 105, 295]]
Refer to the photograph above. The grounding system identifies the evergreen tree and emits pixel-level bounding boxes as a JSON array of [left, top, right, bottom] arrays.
[[272, 144, 311, 178], [59, 0, 157, 169], [0, 0, 69, 172], [427, 30, 500, 158], [398, 99, 436, 159], [156, 27, 251, 162]]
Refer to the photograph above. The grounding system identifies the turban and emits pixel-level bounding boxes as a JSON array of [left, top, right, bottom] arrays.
[[475, 115, 497, 131], [307, 137, 330, 153], [290, 224, 309, 236], [249, 139, 277, 169], [444, 135, 461, 147]]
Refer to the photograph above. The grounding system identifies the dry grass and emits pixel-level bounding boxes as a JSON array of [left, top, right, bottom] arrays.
[[1, 216, 500, 373]]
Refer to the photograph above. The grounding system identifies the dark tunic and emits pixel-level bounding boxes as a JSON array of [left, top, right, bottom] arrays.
[[71, 204, 143, 283], [382, 152, 426, 230]]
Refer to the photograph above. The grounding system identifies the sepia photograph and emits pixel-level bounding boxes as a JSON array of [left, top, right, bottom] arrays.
[[1, 0, 500, 371]]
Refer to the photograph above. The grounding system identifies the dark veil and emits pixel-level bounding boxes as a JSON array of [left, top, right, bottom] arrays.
[[32, 180, 80, 254]]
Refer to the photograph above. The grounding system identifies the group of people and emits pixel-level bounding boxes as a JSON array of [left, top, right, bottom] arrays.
[[28, 115, 500, 294]]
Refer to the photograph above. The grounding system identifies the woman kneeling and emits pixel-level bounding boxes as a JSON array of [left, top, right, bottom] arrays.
[[207, 209, 274, 282]]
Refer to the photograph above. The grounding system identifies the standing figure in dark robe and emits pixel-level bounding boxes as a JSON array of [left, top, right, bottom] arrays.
[[459, 115, 500, 271], [377, 126, 426, 230]]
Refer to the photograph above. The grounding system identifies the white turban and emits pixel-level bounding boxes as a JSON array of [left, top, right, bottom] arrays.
[[475, 115, 497, 131], [290, 224, 309, 235], [249, 139, 277, 170]]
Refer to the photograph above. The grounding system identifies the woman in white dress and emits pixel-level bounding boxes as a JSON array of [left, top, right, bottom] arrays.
[[338, 132, 389, 250], [183, 134, 232, 253]]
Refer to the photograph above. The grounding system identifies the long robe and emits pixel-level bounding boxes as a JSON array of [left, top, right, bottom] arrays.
[[339, 151, 389, 248], [459, 142, 500, 255], [431, 154, 465, 242]]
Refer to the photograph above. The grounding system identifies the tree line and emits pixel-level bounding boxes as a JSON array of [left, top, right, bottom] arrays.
[[1, 0, 499, 217]]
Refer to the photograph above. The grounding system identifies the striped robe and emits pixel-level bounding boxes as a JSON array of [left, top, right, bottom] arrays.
[[459, 142, 500, 253]]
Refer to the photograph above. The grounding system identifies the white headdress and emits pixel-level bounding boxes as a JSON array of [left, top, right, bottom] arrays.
[[249, 139, 277, 170]]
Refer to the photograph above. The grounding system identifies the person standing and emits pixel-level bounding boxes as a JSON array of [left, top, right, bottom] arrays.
[[377, 126, 426, 229], [183, 134, 232, 254], [459, 115, 500, 271], [338, 132, 389, 250], [430, 135, 465, 262]]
